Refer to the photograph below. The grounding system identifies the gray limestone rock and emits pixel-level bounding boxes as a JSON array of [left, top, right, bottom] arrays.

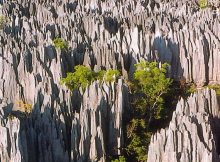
[[147, 89, 220, 162], [0, 0, 220, 161]]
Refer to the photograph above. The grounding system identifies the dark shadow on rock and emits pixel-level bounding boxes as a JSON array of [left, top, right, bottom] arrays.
[[104, 17, 121, 35], [66, 2, 78, 13], [211, 116, 220, 156], [14, 95, 72, 162], [153, 35, 185, 82]]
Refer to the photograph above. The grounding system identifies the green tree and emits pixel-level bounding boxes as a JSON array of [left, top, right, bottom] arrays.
[[126, 119, 150, 162], [94, 70, 106, 82], [133, 61, 172, 120], [126, 61, 172, 161]]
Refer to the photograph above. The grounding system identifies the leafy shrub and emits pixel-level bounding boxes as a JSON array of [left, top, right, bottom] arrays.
[[15, 100, 32, 114], [199, 0, 208, 9], [8, 114, 15, 120], [53, 38, 68, 50], [94, 70, 106, 81], [61, 65, 121, 90], [111, 156, 126, 162], [126, 119, 151, 162], [206, 84, 220, 96], [61, 65, 95, 90], [184, 83, 197, 96], [105, 69, 120, 82], [0, 15, 6, 29]]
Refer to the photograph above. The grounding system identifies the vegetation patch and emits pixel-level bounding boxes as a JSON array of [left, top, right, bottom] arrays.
[[199, 0, 208, 9], [205, 84, 220, 96], [183, 83, 197, 97], [125, 61, 173, 161], [61, 65, 120, 91], [0, 15, 6, 29], [61, 62, 191, 161], [15, 100, 32, 115], [53, 38, 68, 50], [105, 69, 120, 82], [111, 156, 126, 162]]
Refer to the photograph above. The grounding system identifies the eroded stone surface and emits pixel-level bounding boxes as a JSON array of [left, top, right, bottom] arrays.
[[147, 89, 220, 162], [0, 0, 220, 161]]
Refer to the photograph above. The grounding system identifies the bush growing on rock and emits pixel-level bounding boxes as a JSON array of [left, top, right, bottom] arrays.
[[15, 100, 32, 114], [199, 0, 208, 9], [61, 65, 94, 90], [105, 69, 120, 82], [111, 156, 126, 162], [61, 65, 120, 90], [0, 15, 6, 29], [53, 38, 68, 50], [206, 84, 220, 96]]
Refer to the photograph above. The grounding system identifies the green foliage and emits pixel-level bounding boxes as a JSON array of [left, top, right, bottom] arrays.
[[0, 15, 6, 29], [125, 61, 172, 161], [94, 70, 106, 81], [16, 100, 32, 114], [127, 134, 148, 162], [111, 156, 126, 162], [126, 118, 152, 162], [105, 69, 120, 82], [8, 113, 15, 120], [133, 61, 172, 119], [184, 83, 197, 96], [206, 84, 220, 96], [53, 38, 68, 50], [199, 0, 208, 9], [61, 65, 121, 90], [61, 65, 94, 90]]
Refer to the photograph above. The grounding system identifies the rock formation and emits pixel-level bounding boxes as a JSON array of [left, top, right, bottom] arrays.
[[0, 0, 219, 161], [0, 80, 128, 162], [147, 89, 220, 162]]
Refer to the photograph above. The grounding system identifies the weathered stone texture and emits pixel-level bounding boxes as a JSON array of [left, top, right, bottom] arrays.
[[147, 89, 220, 162], [0, 0, 219, 161]]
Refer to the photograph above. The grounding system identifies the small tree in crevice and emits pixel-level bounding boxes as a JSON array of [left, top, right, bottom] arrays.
[[199, 0, 208, 9], [53, 38, 68, 50], [61, 65, 95, 90], [0, 15, 6, 29], [126, 61, 172, 161], [105, 69, 120, 82], [133, 61, 172, 121]]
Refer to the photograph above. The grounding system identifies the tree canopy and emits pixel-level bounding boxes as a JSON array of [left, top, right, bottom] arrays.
[[126, 61, 172, 162], [133, 61, 172, 119]]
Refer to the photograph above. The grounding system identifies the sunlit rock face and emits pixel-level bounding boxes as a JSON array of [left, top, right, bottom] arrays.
[[0, 0, 220, 161], [148, 89, 220, 162]]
